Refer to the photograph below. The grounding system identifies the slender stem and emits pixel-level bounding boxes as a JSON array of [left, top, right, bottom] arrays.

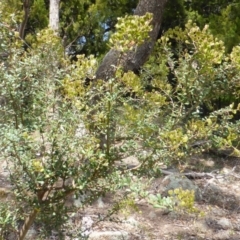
[[106, 99, 111, 157], [17, 209, 39, 240]]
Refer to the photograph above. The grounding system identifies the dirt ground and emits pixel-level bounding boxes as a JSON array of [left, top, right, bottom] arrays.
[[76, 154, 240, 240], [1, 154, 240, 240]]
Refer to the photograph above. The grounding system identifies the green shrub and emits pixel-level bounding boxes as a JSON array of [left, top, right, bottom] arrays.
[[168, 188, 204, 216], [0, 10, 239, 239]]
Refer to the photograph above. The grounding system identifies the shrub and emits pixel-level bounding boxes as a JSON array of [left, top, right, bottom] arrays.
[[0, 11, 239, 240]]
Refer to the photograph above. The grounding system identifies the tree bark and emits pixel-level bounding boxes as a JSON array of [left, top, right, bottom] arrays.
[[49, 0, 60, 32], [96, 0, 168, 80], [19, 0, 31, 39]]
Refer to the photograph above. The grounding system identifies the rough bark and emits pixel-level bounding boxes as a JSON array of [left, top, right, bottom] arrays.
[[19, 0, 31, 39], [49, 0, 60, 32], [96, 0, 168, 80]]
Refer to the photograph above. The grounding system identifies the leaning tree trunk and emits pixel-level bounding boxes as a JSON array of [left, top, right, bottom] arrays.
[[94, 0, 168, 150], [96, 0, 168, 80], [49, 0, 60, 32], [19, 0, 31, 39]]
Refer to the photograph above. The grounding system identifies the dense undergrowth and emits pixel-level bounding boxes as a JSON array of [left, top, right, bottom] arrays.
[[0, 8, 239, 239]]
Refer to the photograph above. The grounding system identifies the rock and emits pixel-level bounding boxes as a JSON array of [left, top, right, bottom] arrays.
[[80, 216, 94, 238], [124, 216, 138, 227], [160, 174, 201, 200], [88, 231, 129, 240], [205, 217, 232, 230], [202, 183, 240, 210], [216, 218, 233, 230], [121, 156, 140, 169]]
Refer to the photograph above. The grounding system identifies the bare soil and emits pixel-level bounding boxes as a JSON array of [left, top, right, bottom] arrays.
[[79, 154, 240, 240], [1, 154, 240, 240]]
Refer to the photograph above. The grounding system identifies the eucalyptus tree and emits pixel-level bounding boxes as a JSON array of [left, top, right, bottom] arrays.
[[49, 0, 60, 32]]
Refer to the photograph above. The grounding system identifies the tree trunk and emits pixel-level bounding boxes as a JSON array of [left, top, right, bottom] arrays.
[[49, 0, 60, 32], [19, 0, 31, 39], [93, 0, 168, 150], [96, 0, 168, 80]]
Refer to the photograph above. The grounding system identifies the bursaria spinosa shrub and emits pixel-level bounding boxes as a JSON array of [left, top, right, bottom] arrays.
[[0, 10, 240, 240], [109, 13, 152, 52], [0, 13, 159, 239]]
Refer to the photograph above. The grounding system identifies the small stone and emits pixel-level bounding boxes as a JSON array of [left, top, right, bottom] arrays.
[[125, 216, 138, 226], [121, 156, 140, 168]]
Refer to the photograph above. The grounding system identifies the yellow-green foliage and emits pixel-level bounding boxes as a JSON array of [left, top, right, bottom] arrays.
[[168, 188, 203, 216], [109, 13, 153, 52], [162, 20, 225, 65], [24, 28, 64, 68], [34, 29, 63, 51], [157, 117, 220, 160], [2, 1, 240, 238], [121, 71, 143, 95], [185, 21, 225, 65], [207, 3, 240, 53], [0, 2, 23, 49], [161, 20, 226, 88], [31, 160, 44, 173], [156, 20, 240, 121], [63, 54, 98, 106], [230, 46, 240, 70], [0, 0, 23, 26], [116, 197, 139, 218], [161, 128, 188, 150]]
